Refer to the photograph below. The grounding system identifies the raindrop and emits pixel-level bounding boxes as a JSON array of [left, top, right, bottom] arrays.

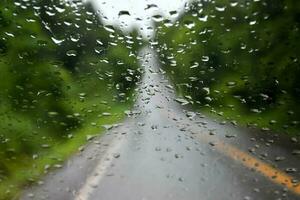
[[104, 25, 115, 33], [118, 10, 130, 16], [113, 153, 120, 158], [201, 56, 209, 62], [66, 50, 77, 57], [184, 20, 195, 29], [169, 10, 178, 17], [51, 37, 65, 45], [152, 15, 163, 22], [215, 6, 226, 12]]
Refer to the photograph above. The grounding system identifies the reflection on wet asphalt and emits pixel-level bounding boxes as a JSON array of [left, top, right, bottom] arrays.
[[22, 47, 300, 200]]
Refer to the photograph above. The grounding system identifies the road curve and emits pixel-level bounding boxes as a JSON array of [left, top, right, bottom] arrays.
[[22, 46, 300, 200]]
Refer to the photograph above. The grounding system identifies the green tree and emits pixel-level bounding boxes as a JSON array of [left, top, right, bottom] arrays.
[[156, 0, 300, 134]]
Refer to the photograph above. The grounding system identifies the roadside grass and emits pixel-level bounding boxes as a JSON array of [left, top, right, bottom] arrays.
[[202, 73, 300, 136], [0, 102, 130, 200], [167, 66, 300, 136], [200, 103, 300, 136]]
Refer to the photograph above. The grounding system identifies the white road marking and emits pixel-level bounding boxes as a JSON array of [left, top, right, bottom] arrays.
[[74, 135, 125, 200]]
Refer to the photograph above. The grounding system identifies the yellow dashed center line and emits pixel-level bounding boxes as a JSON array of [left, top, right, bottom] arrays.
[[190, 129, 300, 196], [214, 140, 300, 195]]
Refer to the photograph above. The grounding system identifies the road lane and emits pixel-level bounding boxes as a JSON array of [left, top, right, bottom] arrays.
[[22, 46, 300, 200]]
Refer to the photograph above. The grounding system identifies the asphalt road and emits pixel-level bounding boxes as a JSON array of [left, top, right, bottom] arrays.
[[22, 46, 300, 200]]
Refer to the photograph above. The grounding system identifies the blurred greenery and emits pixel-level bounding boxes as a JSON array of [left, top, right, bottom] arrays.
[[2, 0, 300, 198], [0, 0, 141, 199], [156, 0, 300, 135]]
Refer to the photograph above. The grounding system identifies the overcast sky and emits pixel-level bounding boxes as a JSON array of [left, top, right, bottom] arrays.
[[87, 0, 192, 38]]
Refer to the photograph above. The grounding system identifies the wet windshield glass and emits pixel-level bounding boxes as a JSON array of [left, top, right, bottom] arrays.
[[0, 0, 300, 200]]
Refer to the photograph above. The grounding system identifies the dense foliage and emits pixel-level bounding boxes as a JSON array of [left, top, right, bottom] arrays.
[[156, 0, 300, 134], [0, 0, 140, 198]]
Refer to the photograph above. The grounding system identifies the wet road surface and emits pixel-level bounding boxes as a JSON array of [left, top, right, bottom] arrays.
[[22, 47, 300, 200]]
